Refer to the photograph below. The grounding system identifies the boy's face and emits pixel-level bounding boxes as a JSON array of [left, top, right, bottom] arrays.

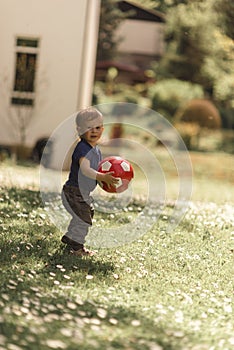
[[77, 115, 104, 146]]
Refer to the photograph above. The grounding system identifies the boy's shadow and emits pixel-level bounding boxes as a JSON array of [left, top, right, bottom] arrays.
[[44, 245, 115, 277]]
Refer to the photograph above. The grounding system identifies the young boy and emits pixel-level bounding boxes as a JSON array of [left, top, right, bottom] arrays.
[[61, 107, 118, 256]]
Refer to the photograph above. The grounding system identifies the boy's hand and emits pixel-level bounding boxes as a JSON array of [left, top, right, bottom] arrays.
[[80, 158, 119, 189], [98, 172, 119, 188]]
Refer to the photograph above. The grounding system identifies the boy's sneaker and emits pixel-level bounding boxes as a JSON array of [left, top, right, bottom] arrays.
[[70, 247, 96, 257], [61, 235, 83, 250], [61, 235, 95, 256]]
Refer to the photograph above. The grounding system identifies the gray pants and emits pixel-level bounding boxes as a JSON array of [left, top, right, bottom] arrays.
[[62, 185, 94, 245]]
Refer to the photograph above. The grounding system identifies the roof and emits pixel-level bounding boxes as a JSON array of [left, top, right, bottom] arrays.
[[96, 60, 140, 72], [95, 60, 153, 83], [118, 0, 165, 23]]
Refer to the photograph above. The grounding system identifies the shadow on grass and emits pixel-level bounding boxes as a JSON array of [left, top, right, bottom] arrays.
[[0, 238, 178, 349], [0, 289, 178, 350], [0, 188, 195, 349], [44, 245, 116, 276], [1, 186, 115, 274], [0, 228, 115, 275], [0, 186, 43, 207]]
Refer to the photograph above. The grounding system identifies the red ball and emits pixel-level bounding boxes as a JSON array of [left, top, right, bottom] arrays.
[[98, 156, 134, 193]]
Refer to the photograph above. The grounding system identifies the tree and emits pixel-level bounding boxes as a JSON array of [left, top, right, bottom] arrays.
[[154, 0, 234, 109], [96, 0, 127, 61], [215, 0, 234, 40], [150, 0, 192, 12], [155, 1, 216, 85]]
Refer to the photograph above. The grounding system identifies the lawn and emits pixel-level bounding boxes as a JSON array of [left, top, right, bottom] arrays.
[[0, 150, 233, 350]]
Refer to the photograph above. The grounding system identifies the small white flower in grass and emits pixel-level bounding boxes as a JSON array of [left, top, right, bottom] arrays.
[[113, 273, 119, 279], [175, 310, 184, 323], [148, 343, 163, 350], [8, 279, 17, 286], [60, 328, 73, 337], [7, 284, 16, 290], [168, 306, 175, 311], [131, 319, 141, 326], [106, 286, 116, 294], [182, 292, 193, 305], [91, 325, 101, 332], [137, 272, 143, 278], [45, 340, 66, 349], [97, 308, 107, 319], [189, 320, 201, 331], [39, 213, 46, 219], [173, 331, 184, 338], [20, 307, 29, 314], [56, 265, 64, 269], [75, 296, 84, 305], [7, 344, 23, 350], [141, 269, 148, 276], [83, 317, 90, 324], [91, 318, 101, 325], [44, 314, 60, 322], [223, 304, 232, 313], [86, 275, 93, 280], [224, 297, 232, 303], [218, 339, 225, 348], [67, 302, 76, 310], [63, 275, 70, 280], [78, 310, 86, 317], [109, 318, 118, 325], [207, 308, 215, 314]]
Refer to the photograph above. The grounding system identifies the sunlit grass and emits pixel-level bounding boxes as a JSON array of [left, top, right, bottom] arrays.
[[0, 151, 234, 350]]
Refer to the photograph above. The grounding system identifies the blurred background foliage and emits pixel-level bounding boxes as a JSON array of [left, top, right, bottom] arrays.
[[95, 0, 234, 151], [96, 0, 129, 61]]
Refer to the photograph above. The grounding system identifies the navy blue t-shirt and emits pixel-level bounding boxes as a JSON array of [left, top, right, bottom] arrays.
[[66, 139, 102, 193]]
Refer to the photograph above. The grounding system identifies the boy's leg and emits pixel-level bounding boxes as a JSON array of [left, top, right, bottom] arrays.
[[61, 185, 94, 248], [66, 214, 90, 245]]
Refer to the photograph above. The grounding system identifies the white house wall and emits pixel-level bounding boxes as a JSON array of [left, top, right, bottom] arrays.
[[0, 0, 100, 148], [116, 19, 164, 56]]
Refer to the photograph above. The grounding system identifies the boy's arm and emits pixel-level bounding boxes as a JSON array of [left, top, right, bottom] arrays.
[[79, 157, 119, 187]]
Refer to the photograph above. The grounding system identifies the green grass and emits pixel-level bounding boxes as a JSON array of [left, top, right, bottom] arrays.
[[0, 152, 234, 350]]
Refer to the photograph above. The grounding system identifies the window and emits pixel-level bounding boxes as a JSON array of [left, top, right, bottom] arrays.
[[11, 37, 39, 106]]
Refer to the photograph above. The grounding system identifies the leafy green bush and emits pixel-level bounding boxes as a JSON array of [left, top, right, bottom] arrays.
[[221, 130, 234, 154], [219, 107, 234, 130], [147, 79, 204, 120], [93, 81, 150, 106]]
